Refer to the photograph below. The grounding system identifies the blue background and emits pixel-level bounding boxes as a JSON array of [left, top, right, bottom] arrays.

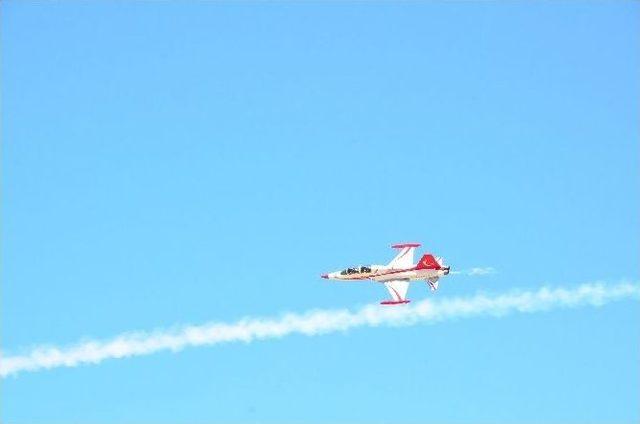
[[2, 1, 639, 423]]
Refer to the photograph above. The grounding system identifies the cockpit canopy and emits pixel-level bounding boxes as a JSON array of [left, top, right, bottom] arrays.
[[339, 265, 372, 275]]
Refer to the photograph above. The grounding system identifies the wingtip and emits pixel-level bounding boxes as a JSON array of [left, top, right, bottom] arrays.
[[380, 300, 411, 305], [391, 242, 421, 249]]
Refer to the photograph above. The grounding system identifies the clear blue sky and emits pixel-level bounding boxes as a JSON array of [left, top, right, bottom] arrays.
[[2, 1, 639, 423]]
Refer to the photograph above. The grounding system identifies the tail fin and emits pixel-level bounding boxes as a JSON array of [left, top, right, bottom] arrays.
[[416, 254, 442, 270]]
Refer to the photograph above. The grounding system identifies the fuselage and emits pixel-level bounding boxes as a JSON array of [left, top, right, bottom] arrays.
[[322, 244, 450, 302], [322, 264, 450, 283]]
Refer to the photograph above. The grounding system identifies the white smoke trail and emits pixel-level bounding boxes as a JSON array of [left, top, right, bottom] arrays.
[[1, 281, 638, 378], [450, 267, 496, 276]]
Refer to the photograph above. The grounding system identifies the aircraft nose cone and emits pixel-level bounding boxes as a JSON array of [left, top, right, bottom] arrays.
[[321, 273, 329, 279]]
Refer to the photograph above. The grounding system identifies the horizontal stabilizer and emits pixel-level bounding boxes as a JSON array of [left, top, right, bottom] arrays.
[[428, 277, 439, 291]]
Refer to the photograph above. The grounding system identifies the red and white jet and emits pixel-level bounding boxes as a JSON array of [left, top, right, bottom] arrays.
[[321, 243, 450, 305]]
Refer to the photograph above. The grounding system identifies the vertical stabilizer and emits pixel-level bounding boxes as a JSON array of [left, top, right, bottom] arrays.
[[416, 254, 442, 270]]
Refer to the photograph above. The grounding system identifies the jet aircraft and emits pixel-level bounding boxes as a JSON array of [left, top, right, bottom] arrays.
[[321, 243, 450, 305]]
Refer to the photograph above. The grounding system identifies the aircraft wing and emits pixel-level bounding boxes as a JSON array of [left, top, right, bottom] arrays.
[[388, 243, 421, 269], [382, 279, 411, 304]]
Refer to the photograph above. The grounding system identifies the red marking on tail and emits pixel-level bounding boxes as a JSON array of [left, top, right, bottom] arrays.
[[416, 254, 442, 270]]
